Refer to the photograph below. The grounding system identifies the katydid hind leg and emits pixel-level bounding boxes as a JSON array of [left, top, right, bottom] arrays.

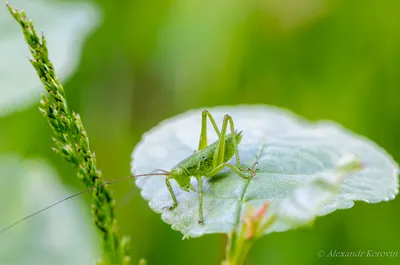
[[227, 116, 242, 168], [198, 110, 221, 151], [207, 162, 255, 180], [213, 114, 241, 168]]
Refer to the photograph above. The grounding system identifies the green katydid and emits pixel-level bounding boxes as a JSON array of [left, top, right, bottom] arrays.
[[146, 110, 257, 224], [0, 110, 256, 234]]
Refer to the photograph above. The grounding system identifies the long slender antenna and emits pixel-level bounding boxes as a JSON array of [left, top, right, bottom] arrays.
[[0, 189, 89, 235], [0, 172, 169, 235]]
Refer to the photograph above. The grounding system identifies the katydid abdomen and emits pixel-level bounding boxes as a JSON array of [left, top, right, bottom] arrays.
[[172, 131, 243, 178]]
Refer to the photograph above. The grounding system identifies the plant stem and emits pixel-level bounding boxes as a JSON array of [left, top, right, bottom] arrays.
[[7, 3, 131, 264], [222, 231, 255, 265], [222, 203, 276, 265]]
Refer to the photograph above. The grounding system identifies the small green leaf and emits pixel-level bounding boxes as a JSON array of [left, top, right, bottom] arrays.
[[131, 105, 399, 238], [0, 0, 99, 116]]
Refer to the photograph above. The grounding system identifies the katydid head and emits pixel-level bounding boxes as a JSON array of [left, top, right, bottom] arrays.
[[170, 168, 193, 192]]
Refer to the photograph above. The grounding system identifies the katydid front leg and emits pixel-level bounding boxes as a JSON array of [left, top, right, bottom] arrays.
[[165, 177, 178, 210], [196, 176, 204, 224]]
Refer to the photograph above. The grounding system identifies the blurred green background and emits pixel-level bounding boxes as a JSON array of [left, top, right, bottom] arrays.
[[1, 0, 399, 264]]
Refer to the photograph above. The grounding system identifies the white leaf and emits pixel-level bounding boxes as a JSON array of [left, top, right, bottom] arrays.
[[131, 105, 399, 238]]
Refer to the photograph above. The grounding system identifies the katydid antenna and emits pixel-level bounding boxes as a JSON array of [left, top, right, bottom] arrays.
[[0, 172, 170, 235]]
